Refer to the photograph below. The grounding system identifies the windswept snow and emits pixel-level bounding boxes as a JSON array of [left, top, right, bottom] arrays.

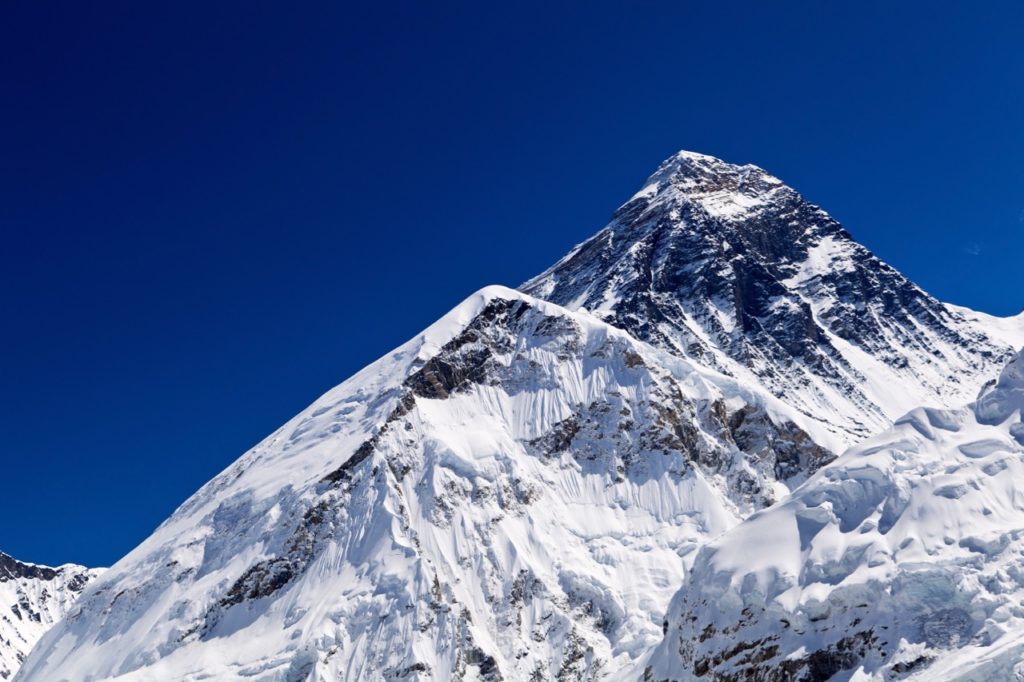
[[13, 150, 1024, 682], [646, 350, 1024, 681], [16, 287, 831, 681], [0, 553, 101, 680]]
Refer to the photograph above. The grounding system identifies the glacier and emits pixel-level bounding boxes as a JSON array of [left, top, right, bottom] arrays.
[[645, 349, 1024, 681]]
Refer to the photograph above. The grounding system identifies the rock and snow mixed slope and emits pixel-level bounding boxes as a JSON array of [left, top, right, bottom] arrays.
[[646, 349, 1024, 681], [524, 151, 1024, 447], [0, 552, 101, 680], [14, 150, 1024, 681], [16, 288, 832, 681]]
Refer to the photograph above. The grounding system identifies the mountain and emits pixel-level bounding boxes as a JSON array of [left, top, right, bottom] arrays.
[[15, 151, 1024, 681], [15, 287, 834, 681], [523, 151, 1023, 448], [645, 348, 1024, 681], [0, 553, 101, 680]]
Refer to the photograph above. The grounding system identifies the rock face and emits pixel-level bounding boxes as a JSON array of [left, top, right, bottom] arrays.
[[14, 151, 1024, 681], [523, 151, 1023, 447], [14, 288, 835, 681], [0, 552, 101, 680], [645, 350, 1024, 681]]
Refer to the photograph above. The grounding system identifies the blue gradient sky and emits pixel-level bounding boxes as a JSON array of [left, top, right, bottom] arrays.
[[2, 2, 1022, 567]]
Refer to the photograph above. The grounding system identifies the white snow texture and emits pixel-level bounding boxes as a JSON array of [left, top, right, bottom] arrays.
[[10, 151, 1024, 682]]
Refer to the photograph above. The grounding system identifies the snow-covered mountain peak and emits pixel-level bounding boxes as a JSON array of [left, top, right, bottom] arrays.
[[13, 153, 1023, 682], [628, 150, 788, 223], [16, 286, 837, 681], [645, 149, 779, 186], [0, 552, 101, 680], [525, 150, 1024, 447]]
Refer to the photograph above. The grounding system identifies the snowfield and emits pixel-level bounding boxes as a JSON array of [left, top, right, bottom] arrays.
[[645, 350, 1024, 681], [0, 553, 101, 680], [15, 288, 835, 681]]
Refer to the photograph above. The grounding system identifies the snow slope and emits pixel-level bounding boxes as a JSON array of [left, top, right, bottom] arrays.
[[524, 151, 1024, 447], [16, 287, 832, 682], [16, 150, 1024, 682], [646, 349, 1024, 681], [0, 553, 101, 680]]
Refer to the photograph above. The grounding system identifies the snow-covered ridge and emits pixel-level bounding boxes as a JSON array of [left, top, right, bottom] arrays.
[[16, 286, 834, 681], [646, 349, 1024, 681], [14, 150, 1024, 681], [0, 552, 101, 680], [523, 151, 1024, 449]]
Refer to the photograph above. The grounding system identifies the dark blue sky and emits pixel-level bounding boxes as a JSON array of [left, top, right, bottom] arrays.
[[2, 2, 1022, 567]]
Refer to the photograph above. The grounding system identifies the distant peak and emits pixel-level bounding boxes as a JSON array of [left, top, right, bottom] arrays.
[[630, 150, 783, 202], [670, 149, 724, 163], [659, 149, 767, 175]]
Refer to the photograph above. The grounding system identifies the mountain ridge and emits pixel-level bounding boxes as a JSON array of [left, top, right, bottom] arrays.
[[13, 151, 1024, 681], [15, 286, 837, 681], [0, 552, 101, 680], [523, 150, 1024, 448]]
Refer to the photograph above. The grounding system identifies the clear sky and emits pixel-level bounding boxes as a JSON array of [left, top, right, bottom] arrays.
[[2, 2, 1022, 567]]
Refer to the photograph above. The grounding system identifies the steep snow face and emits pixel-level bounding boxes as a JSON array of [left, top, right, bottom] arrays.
[[0, 553, 101, 680], [16, 287, 831, 682], [646, 349, 1024, 681], [17, 152, 1023, 682], [523, 151, 1024, 446]]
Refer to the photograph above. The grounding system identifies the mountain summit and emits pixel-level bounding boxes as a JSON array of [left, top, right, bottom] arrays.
[[524, 151, 1023, 447]]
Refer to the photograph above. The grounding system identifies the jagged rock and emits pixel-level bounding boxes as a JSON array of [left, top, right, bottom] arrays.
[[0, 553, 101, 680], [15, 287, 837, 681]]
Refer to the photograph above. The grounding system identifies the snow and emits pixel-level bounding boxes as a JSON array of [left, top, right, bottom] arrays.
[[646, 350, 1024, 680], [12, 149, 1024, 681], [523, 151, 1024, 453], [947, 303, 1024, 351], [16, 286, 822, 681], [782, 234, 858, 287], [0, 554, 102, 680]]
